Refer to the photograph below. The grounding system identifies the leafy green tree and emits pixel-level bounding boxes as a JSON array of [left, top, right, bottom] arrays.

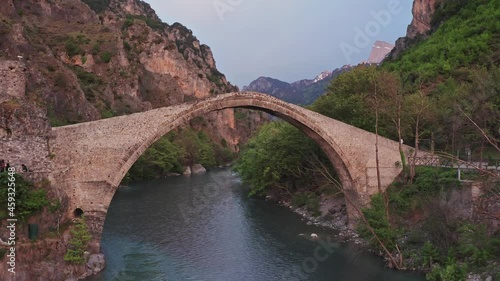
[[454, 67, 500, 163], [234, 121, 321, 196], [126, 135, 182, 181], [312, 65, 378, 133]]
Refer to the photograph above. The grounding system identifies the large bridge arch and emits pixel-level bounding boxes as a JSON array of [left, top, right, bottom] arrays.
[[112, 93, 356, 198], [50, 92, 411, 248]]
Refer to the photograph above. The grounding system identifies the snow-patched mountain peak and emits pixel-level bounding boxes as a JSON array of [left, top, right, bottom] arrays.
[[313, 70, 333, 83]]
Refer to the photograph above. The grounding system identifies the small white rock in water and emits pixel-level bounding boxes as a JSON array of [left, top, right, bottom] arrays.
[[311, 233, 318, 239]]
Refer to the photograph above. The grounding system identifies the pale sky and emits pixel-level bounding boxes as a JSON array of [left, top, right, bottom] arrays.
[[144, 0, 414, 87]]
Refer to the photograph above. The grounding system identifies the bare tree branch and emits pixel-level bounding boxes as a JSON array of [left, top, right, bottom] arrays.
[[458, 106, 500, 153]]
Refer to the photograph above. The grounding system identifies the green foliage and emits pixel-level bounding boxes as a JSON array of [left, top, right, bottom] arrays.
[[0, 173, 49, 221], [385, 0, 499, 85], [234, 110, 247, 121], [291, 192, 321, 216], [357, 193, 399, 251], [99, 51, 112, 63], [71, 66, 101, 86], [91, 42, 101, 55], [456, 224, 499, 267], [100, 109, 116, 119], [213, 144, 236, 165], [48, 200, 61, 213], [292, 192, 309, 207], [207, 69, 224, 87], [312, 66, 375, 131], [306, 194, 321, 217], [123, 41, 131, 51], [422, 241, 441, 267], [69, 65, 104, 104], [64, 217, 91, 264], [65, 37, 85, 58], [126, 135, 182, 182], [81, 0, 111, 13], [426, 261, 468, 281], [358, 166, 499, 277], [234, 121, 322, 196], [123, 16, 134, 29], [126, 128, 234, 183], [358, 167, 462, 253], [123, 14, 164, 31], [431, 0, 471, 28], [312, 65, 398, 138], [410, 167, 459, 195]]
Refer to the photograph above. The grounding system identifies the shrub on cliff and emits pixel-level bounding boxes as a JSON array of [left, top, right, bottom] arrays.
[[0, 173, 49, 221], [64, 217, 91, 265], [81, 0, 111, 14]]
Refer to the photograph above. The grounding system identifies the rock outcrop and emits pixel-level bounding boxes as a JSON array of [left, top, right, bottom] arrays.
[[0, 0, 262, 150], [191, 163, 207, 174], [406, 0, 438, 39], [387, 0, 438, 60]]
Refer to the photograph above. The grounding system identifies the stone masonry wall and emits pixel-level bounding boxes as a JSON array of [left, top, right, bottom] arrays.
[[0, 136, 52, 181], [0, 60, 25, 103]]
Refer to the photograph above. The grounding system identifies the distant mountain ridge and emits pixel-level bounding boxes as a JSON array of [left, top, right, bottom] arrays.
[[244, 40, 394, 105], [243, 65, 352, 105]]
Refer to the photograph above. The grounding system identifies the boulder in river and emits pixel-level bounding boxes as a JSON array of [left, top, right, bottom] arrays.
[[191, 164, 207, 174]]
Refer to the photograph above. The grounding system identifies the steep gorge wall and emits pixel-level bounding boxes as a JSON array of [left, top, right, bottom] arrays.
[[0, 0, 261, 151], [0, 1, 264, 280]]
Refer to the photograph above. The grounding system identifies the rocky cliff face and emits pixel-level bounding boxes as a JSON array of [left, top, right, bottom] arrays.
[[0, 0, 260, 150], [406, 0, 438, 38], [387, 0, 439, 60], [0, 1, 263, 280]]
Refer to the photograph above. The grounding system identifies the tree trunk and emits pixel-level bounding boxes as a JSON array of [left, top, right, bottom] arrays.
[[373, 89, 390, 223], [410, 117, 420, 184], [431, 132, 435, 154], [480, 140, 485, 169], [397, 103, 406, 169]]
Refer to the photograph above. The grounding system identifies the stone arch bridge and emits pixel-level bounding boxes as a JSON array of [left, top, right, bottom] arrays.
[[49, 92, 417, 243]]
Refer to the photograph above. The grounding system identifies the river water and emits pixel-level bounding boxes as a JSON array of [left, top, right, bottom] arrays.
[[87, 168, 425, 281]]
